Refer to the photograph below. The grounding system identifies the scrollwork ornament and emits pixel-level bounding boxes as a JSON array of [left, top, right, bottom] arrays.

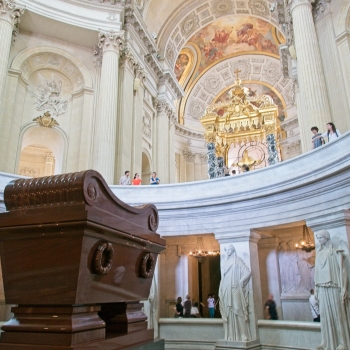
[[92, 241, 114, 275], [148, 209, 159, 231]]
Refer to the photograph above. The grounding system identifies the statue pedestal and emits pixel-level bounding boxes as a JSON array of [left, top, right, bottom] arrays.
[[215, 339, 261, 350], [0, 171, 165, 349]]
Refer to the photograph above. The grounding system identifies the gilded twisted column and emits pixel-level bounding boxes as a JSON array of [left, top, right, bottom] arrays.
[[290, 0, 331, 152], [92, 30, 124, 184], [0, 0, 24, 119]]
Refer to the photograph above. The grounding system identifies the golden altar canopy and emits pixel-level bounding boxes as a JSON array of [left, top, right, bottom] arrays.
[[200, 73, 280, 167]]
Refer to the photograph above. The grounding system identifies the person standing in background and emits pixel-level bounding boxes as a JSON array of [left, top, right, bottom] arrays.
[[132, 173, 142, 185], [207, 294, 215, 318], [265, 294, 278, 320], [150, 172, 160, 185], [309, 289, 320, 322], [119, 171, 130, 185]]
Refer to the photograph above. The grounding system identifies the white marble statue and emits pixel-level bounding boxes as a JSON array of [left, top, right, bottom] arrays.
[[219, 244, 251, 341], [143, 264, 158, 337], [315, 230, 350, 350]]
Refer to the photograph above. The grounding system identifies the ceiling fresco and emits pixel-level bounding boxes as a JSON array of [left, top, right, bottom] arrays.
[[175, 15, 279, 83]]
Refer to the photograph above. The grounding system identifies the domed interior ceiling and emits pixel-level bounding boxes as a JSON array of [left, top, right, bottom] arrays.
[[170, 13, 288, 131], [175, 16, 281, 83]]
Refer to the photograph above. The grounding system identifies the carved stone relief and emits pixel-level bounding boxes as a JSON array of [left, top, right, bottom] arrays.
[[183, 149, 196, 162], [249, 0, 269, 17], [180, 12, 200, 37], [211, 0, 234, 17], [278, 240, 315, 294], [142, 114, 152, 139], [32, 78, 68, 117]]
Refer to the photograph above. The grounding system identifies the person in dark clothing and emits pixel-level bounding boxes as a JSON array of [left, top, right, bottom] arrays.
[[174, 296, 183, 318], [183, 295, 192, 318], [265, 294, 278, 320]]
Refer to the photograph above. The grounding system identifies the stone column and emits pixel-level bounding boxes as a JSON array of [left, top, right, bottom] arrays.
[[132, 67, 146, 178], [92, 30, 124, 184], [168, 112, 176, 183], [314, 4, 350, 133], [153, 99, 172, 184], [115, 48, 136, 182], [215, 232, 263, 349], [290, 0, 331, 152], [0, 0, 24, 119], [44, 153, 55, 176], [266, 134, 279, 165], [207, 142, 217, 179]]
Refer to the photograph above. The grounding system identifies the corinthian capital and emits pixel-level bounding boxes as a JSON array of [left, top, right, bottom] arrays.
[[0, 0, 25, 29], [98, 30, 124, 54], [289, 0, 313, 12]]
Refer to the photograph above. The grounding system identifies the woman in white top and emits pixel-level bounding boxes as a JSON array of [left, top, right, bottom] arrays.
[[312, 122, 341, 145]]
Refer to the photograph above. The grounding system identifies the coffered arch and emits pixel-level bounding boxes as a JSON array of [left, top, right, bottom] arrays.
[[11, 46, 93, 90], [182, 54, 294, 130]]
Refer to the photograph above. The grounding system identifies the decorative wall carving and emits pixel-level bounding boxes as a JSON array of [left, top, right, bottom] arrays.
[[249, 0, 269, 17], [153, 98, 177, 124], [211, 0, 235, 17], [0, 0, 25, 41], [19, 168, 35, 177], [98, 29, 124, 54], [278, 240, 315, 294], [183, 149, 196, 162], [180, 12, 200, 37], [286, 140, 301, 154], [312, 0, 331, 20], [263, 62, 281, 84], [32, 79, 68, 117], [142, 114, 152, 139]]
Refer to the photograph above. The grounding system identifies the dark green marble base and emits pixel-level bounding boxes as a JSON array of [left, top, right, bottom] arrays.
[[127, 338, 164, 350]]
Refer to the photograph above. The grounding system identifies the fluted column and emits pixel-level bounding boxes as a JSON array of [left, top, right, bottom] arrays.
[[290, 0, 331, 152], [168, 113, 176, 183], [314, 4, 350, 133], [0, 0, 24, 119], [132, 67, 146, 177], [153, 99, 172, 184], [92, 30, 124, 184]]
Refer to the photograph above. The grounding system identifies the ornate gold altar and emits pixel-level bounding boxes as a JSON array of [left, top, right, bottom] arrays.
[[200, 76, 280, 168]]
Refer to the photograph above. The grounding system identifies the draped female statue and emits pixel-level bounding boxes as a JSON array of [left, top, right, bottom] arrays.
[[315, 230, 350, 350], [219, 244, 251, 341]]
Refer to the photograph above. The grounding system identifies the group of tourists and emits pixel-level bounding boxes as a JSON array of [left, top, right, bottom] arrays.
[[118, 171, 160, 186], [173, 293, 219, 318], [311, 122, 341, 149]]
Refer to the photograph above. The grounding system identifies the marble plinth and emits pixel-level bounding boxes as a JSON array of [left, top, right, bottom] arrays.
[[215, 340, 261, 350]]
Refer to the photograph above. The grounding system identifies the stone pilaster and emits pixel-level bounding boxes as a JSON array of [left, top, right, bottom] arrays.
[[153, 98, 173, 184], [92, 30, 124, 184], [168, 111, 176, 183], [131, 67, 146, 178], [0, 0, 24, 122], [290, 0, 331, 152]]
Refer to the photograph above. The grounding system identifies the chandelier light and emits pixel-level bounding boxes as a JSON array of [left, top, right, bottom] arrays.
[[295, 225, 315, 252], [189, 237, 220, 259]]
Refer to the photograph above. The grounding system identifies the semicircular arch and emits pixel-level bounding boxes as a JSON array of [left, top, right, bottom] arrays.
[[11, 46, 93, 90], [181, 54, 293, 129], [158, 1, 284, 66]]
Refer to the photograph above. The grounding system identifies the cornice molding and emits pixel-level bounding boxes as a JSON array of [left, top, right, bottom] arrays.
[[175, 124, 204, 139]]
